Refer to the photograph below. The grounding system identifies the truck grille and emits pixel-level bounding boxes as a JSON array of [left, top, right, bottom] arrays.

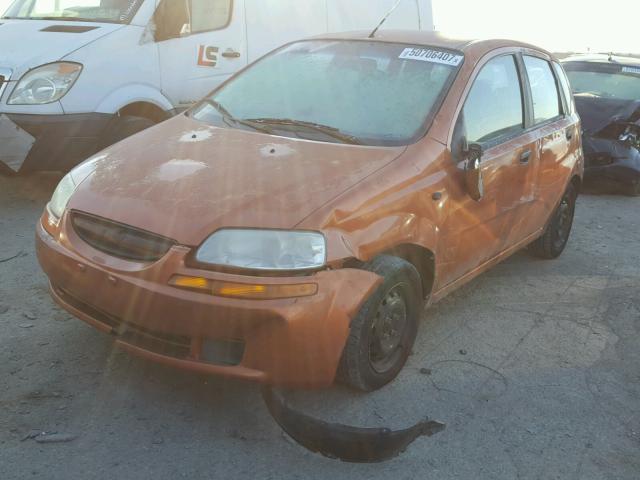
[[70, 211, 175, 262]]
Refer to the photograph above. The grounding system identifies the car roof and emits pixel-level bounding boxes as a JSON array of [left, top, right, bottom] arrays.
[[311, 30, 554, 59], [562, 54, 640, 67]]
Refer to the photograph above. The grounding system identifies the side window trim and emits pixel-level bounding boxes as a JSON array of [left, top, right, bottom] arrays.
[[515, 52, 534, 129], [454, 52, 528, 152]]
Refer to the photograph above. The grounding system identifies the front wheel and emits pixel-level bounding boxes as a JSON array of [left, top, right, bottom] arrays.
[[530, 182, 578, 259], [337, 256, 423, 392], [100, 115, 156, 149]]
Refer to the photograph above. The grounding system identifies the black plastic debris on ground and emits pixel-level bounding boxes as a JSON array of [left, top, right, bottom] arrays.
[[262, 387, 445, 463]]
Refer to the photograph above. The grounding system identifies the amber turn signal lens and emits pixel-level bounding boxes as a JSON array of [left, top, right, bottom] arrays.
[[169, 276, 318, 300]]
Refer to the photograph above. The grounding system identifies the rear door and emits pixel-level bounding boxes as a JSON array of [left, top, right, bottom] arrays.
[[521, 55, 577, 227], [439, 53, 540, 286], [154, 0, 247, 109]]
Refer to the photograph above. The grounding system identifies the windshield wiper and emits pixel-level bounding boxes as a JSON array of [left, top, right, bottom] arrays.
[[203, 99, 274, 135], [245, 118, 362, 145]]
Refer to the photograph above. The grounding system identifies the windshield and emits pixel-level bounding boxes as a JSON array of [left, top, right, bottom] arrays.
[[564, 62, 640, 101], [191, 40, 462, 146], [3, 0, 144, 24]]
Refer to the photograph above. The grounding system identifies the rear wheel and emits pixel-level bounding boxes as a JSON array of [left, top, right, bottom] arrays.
[[337, 255, 423, 392], [530, 182, 578, 259]]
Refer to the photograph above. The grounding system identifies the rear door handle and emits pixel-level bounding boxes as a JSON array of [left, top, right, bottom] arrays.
[[520, 150, 532, 164], [566, 129, 573, 141]]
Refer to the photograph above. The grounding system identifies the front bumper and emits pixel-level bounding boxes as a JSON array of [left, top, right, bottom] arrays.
[[583, 135, 640, 187], [35, 214, 381, 389], [0, 113, 113, 173]]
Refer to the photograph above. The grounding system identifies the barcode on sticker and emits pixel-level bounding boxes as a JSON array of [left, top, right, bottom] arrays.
[[622, 66, 640, 75], [399, 48, 464, 67]]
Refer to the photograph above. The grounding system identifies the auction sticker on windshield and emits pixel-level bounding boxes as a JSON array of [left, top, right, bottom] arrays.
[[622, 66, 640, 76], [399, 48, 463, 67]]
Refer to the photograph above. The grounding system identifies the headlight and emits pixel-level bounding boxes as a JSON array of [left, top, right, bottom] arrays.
[[8, 62, 82, 105], [196, 229, 326, 271], [47, 162, 94, 222]]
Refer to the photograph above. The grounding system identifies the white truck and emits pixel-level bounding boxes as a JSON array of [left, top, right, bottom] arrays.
[[0, 0, 433, 174]]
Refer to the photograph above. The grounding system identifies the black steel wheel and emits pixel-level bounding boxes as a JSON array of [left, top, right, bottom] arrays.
[[337, 255, 423, 392], [530, 182, 578, 259]]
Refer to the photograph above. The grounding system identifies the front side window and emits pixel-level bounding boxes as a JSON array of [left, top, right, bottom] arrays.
[[191, 41, 463, 147], [524, 56, 561, 124], [462, 55, 524, 144], [154, 0, 232, 40], [191, 0, 232, 33], [563, 62, 640, 101], [3, 0, 144, 24]]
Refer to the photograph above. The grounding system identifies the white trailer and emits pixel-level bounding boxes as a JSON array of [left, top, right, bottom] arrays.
[[0, 0, 433, 173]]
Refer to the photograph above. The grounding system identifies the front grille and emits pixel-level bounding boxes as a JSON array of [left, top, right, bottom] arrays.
[[54, 285, 244, 366], [70, 211, 175, 262]]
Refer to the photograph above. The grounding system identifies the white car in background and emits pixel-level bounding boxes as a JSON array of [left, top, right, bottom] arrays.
[[0, 0, 433, 175]]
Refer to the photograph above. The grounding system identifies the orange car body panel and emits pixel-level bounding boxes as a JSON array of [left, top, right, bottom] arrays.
[[36, 32, 583, 388]]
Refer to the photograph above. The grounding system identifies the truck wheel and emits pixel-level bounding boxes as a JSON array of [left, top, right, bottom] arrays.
[[101, 115, 156, 149], [530, 182, 578, 259], [337, 255, 423, 392]]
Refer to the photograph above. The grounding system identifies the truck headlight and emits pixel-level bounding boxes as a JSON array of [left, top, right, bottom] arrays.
[[8, 62, 82, 105], [195, 229, 326, 271], [47, 161, 94, 222]]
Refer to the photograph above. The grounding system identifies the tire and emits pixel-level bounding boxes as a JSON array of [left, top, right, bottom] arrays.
[[530, 182, 578, 259], [337, 255, 423, 392], [101, 115, 156, 149]]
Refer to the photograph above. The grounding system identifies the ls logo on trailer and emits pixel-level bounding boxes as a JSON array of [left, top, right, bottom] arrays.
[[198, 45, 219, 67]]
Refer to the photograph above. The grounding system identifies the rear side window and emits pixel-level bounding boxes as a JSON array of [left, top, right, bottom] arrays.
[[524, 56, 561, 123], [462, 55, 524, 144], [552, 62, 573, 115]]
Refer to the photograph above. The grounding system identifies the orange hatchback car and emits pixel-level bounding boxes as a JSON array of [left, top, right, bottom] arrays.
[[36, 32, 583, 391]]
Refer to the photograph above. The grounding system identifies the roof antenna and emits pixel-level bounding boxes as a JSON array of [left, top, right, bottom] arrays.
[[369, 0, 405, 38]]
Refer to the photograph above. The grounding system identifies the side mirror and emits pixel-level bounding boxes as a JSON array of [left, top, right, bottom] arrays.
[[462, 139, 484, 201]]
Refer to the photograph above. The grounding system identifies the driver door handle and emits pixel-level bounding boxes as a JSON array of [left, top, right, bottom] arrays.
[[222, 49, 241, 59]]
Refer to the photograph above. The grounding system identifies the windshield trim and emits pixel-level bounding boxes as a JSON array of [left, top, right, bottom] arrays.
[[188, 39, 465, 148], [2, 0, 145, 25]]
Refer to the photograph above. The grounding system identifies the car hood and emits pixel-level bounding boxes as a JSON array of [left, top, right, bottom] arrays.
[[574, 93, 640, 134], [0, 20, 122, 78], [68, 115, 406, 246]]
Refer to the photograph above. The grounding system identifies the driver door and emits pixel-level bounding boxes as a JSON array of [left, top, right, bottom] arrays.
[[154, 0, 247, 109], [438, 53, 540, 287]]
